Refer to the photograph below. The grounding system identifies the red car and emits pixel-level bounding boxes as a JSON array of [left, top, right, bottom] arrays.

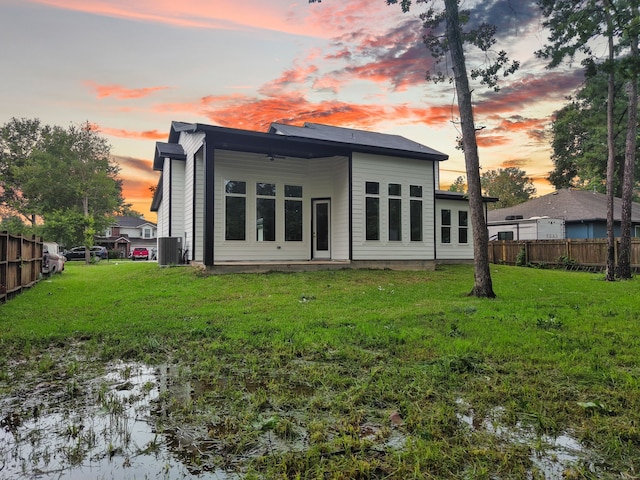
[[131, 247, 149, 261]]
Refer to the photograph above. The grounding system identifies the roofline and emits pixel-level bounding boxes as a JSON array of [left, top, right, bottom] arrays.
[[161, 121, 449, 162], [435, 190, 498, 203]]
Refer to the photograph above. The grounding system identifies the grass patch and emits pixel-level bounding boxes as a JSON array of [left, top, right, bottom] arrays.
[[1, 262, 639, 478]]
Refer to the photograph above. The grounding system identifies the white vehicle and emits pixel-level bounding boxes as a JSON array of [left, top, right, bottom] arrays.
[[488, 216, 565, 241]]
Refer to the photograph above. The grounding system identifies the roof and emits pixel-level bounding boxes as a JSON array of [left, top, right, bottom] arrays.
[[111, 215, 157, 228], [153, 121, 448, 171], [487, 189, 640, 223], [269, 123, 448, 161]]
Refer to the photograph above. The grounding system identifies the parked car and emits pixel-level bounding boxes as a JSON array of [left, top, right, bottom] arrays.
[[91, 246, 108, 259], [130, 247, 149, 261], [64, 246, 107, 261], [42, 244, 65, 274]]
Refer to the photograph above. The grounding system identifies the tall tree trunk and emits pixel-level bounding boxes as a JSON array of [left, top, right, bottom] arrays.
[[605, 2, 616, 281], [617, 16, 639, 279], [444, 0, 495, 298]]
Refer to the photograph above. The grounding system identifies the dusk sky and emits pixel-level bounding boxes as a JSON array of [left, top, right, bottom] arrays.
[[1, 0, 595, 222]]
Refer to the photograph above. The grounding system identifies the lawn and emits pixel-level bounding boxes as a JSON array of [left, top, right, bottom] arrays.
[[1, 261, 639, 479]]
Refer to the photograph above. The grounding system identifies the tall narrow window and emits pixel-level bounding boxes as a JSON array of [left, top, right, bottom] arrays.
[[410, 185, 422, 242], [441, 209, 451, 244], [256, 183, 276, 241], [365, 181, 379, 240], [458, 210, 468, 244], [388, 183, 401, 241], [225, 180, 246, 240], [285, 185, 303, 241]]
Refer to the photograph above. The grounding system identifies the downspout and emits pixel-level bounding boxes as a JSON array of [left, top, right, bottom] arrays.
[[432, 161, 437, 262], [348, 153, 353, 261], [203, 140, 215, 266], [168, 159, 172, 237]]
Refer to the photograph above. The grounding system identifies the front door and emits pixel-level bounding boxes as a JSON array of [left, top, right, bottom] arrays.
[[312, 199, 330, 259]]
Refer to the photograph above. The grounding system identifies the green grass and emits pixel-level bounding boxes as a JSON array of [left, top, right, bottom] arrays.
[[1, 261, 639, 478]]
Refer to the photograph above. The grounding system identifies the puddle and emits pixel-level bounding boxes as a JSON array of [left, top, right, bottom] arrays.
[[0, 360, 238, 479], [456, 398, 597, 478]]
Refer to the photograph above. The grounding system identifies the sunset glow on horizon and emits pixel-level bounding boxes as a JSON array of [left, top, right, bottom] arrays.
[[1, 0, 589, 222]]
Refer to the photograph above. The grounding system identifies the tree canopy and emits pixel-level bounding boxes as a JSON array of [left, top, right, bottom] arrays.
[[481, 167, 536, 210], [548, 68, 638, 196], [0, 118, 125, 250]]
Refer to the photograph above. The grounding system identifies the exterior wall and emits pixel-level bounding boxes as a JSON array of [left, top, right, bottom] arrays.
[[170, 159, 185, 240], [351, 153, 435, 260], [179, 132, 204, 261], [435, 198, 474, 260], [213, 150, 350, 262], [308, 157, 349, 261]]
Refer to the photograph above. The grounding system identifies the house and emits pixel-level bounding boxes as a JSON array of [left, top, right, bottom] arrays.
[[150, 121, 486, 271], [487, 189, 640, 239], [95, 215, 157, 258]]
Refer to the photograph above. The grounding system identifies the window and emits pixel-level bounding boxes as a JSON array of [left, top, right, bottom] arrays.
[[256, 183, 276, 241], [285, 185, 303, 241], [365, 182, 380, 240], [498, 231, 514, 240], [388, 183, 401, 241], [410, 185, 422, 242], [225, 180, 246, 240], [458, 210, 468, 244], [441, 209, 451, 244], [143, 228, 151, 239]]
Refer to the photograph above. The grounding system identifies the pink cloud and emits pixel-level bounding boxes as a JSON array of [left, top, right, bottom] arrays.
[[84, 81, 170, 99]]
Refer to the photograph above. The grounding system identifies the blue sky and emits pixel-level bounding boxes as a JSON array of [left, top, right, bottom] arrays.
[[0, 0, 588, 220]]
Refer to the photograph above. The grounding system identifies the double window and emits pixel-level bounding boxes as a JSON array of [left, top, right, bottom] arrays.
[[225, 180, 303, 242], [441, 208, 469, 244], [365, 181, 423, 242]]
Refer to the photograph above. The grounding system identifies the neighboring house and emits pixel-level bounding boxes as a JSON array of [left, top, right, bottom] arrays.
[[487, 189, 640, 239], [96, 215, 157, 258], [150, 121, 490, 271]]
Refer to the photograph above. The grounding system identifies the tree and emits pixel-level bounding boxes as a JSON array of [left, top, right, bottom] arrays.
[[0, 119, 125, 257], [547, 68, 632, 195], [448, 175, 467, 193], [538, 0, 640, 280], [0, 118, 48, 223], [480, 168, 536, 210], [387, 0, 517, 297], [309, 1, 519, 296], [15, 121, 124, 259]]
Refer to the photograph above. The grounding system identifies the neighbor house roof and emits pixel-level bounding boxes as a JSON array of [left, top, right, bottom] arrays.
[[487, 189, 640, 223], [111, 215, 157, 228], [153, 121, 448, 171]]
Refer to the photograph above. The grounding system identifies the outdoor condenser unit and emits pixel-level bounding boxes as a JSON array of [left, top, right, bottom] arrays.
[[157, 237, 182, 266]]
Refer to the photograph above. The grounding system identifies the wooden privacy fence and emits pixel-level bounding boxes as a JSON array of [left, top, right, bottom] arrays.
[[489, 238, 640, 271], [0, 231, 43, 303]]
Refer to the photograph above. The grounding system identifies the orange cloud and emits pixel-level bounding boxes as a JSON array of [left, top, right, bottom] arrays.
[[84, 81, 170, 99], [99, 127, 166, 141], [476, 134, 511, 148], [155, 92, 453, 132]]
